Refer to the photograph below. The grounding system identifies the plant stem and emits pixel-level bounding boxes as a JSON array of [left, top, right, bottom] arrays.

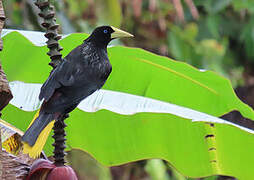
[[35, 0, 67, 166], [34, 0, 63, 69], [52, 115, 67, 166]]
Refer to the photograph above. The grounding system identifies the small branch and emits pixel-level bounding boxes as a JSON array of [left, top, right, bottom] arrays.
[[184, 0, 199, 20], [149, 0, 157, 12], [171, 0, 185, 23], [132, 0, 142, 18]]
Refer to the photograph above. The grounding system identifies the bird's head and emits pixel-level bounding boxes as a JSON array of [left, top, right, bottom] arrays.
[[89, 26, 133, 47]]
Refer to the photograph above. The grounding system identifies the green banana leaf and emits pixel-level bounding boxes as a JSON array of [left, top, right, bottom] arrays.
[[1, 30, 254, 179]]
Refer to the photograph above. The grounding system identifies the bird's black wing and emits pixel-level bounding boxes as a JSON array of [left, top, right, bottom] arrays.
[[39, 45, 84, 102]]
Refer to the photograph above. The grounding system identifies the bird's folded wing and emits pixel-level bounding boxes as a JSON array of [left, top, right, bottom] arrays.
[[39, 59, 77, 101]]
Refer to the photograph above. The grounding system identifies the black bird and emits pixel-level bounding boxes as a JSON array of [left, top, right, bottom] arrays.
[[21, 26, 133, 157]]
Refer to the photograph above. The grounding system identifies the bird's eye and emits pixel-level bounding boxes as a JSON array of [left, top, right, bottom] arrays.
[[103, 29, 108, 34]]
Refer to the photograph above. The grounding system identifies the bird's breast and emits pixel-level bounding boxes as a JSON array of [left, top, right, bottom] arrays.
[[80, 44, 112, 83]]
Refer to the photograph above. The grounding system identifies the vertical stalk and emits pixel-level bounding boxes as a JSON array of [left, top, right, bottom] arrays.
[[34, 0, 63, 69], [52, 115, 67, 166], [35, 0, 67, 166]]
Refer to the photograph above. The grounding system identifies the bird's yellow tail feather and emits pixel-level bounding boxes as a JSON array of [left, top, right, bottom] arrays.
[[22, 110, 55, 158]]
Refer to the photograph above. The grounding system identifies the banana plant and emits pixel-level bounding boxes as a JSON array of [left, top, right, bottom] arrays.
[[1, 30, 254, 180]]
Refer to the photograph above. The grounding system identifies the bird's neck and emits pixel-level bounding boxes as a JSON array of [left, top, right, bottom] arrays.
[[82, 38, 108, 62], [85, 36, 109, 49]]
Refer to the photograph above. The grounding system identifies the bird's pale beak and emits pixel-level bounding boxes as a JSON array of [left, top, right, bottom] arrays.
[[111, 26, 134, 39]]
